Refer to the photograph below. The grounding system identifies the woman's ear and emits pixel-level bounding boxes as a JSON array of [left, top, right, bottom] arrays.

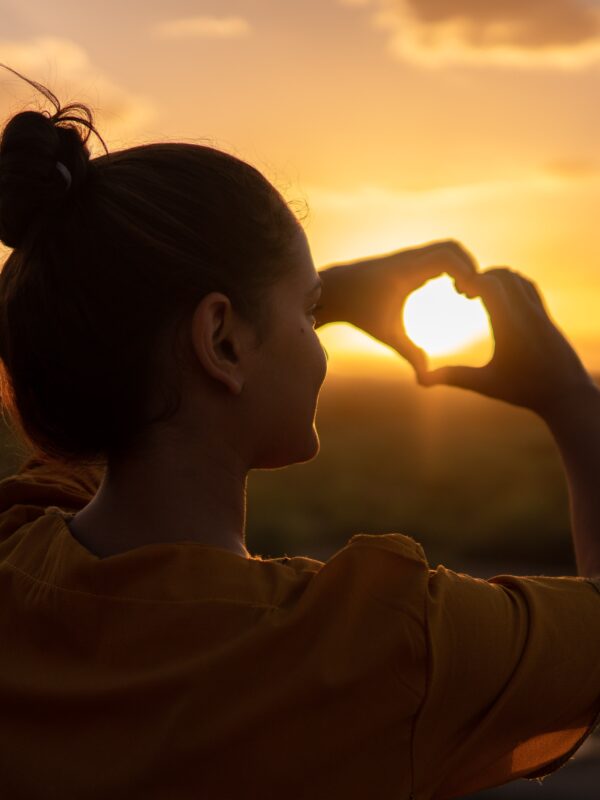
[[189, 293, 249, 395]]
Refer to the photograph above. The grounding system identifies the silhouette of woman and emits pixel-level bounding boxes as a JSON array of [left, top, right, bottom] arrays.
[[0, 67, 598, 799]]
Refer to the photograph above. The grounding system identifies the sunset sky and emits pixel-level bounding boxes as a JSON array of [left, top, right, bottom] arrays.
[[2, 0, 600, 374]]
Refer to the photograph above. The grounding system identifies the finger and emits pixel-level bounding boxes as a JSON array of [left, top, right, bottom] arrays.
[[410, 239, 479, 284], [453, 276, 480, 299], [514, 273, 549, 315], [497, 270, 535, 309], [417, 364, 492, 394], [392, 332, 428, 374], [510, 273, 547, 318], [484, 269, 549, 332], [471, 270, 514, 325], [469, 268, 530, 314], [454, 264, 514, 299]]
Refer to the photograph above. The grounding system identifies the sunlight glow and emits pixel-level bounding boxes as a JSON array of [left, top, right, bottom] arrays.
[[403, 275, 491, 356]]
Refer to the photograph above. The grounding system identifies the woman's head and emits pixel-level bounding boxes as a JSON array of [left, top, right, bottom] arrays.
[[0, 71, 327, 471]]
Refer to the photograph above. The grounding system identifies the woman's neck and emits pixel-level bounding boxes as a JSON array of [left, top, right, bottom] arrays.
[[68, 444, 250, 559]]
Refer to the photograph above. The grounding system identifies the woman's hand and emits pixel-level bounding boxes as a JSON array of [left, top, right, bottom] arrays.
[[419, 267, 596, 419], [317, 239, 479, 373]]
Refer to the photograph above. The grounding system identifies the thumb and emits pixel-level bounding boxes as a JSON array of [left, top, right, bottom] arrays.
[[405, 342, 427, 375], [388, 331, 428, 374], [417, 364, 490, 393]]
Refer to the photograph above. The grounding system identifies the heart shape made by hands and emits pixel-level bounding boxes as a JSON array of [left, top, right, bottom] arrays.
[[403, 275, 494, 369]]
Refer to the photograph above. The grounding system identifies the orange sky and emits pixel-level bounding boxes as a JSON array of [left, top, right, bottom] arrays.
[[2, 0, 600, 374]]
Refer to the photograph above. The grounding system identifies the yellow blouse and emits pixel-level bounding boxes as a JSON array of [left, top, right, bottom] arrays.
[[0, 455, 598, 799]]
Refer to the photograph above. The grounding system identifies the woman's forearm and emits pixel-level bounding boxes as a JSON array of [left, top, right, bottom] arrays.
[[542, 383, 600, 578]]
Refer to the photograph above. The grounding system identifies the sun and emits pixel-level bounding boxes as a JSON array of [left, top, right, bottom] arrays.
[[403, 275, 491, 357]]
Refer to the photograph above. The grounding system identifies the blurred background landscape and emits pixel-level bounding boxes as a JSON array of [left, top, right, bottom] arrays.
[[246, 368, 574, 573], [0, 362, 585, 578]]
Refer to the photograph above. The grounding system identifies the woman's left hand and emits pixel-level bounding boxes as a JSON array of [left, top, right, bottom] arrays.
[[317, 240, 479, 373]]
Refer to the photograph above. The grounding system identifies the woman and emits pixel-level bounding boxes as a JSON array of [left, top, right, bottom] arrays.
[[0, 70, 598, 800]]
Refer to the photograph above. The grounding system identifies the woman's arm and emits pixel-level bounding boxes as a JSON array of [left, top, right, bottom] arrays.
[[419, 267, 600, 579], [317, 249, 600, 578], [542, 386, 600, 577]]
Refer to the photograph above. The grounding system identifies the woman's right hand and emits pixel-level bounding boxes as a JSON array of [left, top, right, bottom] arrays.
[[418, 267, 597, 420]]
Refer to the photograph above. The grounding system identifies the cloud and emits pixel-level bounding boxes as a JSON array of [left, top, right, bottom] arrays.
[[0, 37, 157, 150], [340, 0, 600, 68], [152, 15, 252, 40]]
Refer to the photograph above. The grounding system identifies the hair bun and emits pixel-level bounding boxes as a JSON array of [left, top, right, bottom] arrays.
[[0, 108, 92, 249]]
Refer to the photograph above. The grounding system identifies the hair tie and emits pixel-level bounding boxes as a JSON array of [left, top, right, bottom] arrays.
[[56, 161, 72, 191]]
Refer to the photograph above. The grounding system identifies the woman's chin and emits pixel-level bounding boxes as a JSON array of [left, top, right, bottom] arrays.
[[254, 429, 320, 469], [294, 431, 320, 464]]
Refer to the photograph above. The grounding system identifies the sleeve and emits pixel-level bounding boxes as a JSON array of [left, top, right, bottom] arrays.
[[413, 564, 600, 799], [0, 454, 104, 514]]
